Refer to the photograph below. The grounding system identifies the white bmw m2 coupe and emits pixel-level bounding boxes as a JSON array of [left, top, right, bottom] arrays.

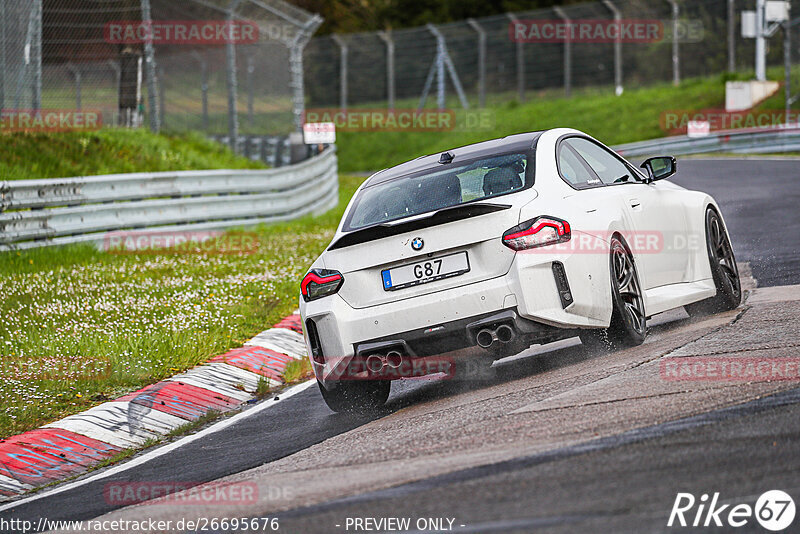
[[300, 128, 741, 412]]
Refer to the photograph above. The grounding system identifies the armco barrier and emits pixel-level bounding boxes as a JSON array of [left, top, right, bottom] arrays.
[[614, 127, 800, 158], [0, 147, 337, 251]]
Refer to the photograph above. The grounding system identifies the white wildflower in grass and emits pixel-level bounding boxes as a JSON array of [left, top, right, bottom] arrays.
[[0, 175, 359, 438]]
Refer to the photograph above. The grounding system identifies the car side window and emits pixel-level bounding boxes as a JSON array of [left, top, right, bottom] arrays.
[[557, 143, 602, 189], [566, 137, 639, 185]]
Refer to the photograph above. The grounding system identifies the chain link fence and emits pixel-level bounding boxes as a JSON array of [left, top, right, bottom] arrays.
[[1, 0, 321, 149], [2, 0, 799, 145], [305, 0, 800, 110]]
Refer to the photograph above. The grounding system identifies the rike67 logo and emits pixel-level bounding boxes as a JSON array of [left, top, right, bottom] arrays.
[[668, 490, 795, 531]]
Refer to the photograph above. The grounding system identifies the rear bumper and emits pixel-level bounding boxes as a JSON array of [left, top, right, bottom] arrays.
[[303, 274, 514, 383], [301, 247, 611, 385]]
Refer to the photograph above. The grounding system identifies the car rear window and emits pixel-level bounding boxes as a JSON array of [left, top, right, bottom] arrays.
[[343, 152, 533, 231]]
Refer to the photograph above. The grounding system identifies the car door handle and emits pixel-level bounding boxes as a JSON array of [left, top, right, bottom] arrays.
[[629, 198, 641, 209]]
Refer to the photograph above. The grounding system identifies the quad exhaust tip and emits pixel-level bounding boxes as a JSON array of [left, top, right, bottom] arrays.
[[476, 329, 495, 348], [496, 324, 514, 343], [476, 325, 516, 348], [366, 350, 404, 372], [366, 354, 385, 373], [386, 350, 403, 369]]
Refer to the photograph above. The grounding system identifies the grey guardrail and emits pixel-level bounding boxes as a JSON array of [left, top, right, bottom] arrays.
[[0, 147, 338, 251], [614, 127, 800, 158]]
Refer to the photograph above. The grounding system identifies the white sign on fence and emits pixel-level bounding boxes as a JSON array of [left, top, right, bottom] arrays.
[[303, 122, 336, 144], [687, 120, 711, 138]]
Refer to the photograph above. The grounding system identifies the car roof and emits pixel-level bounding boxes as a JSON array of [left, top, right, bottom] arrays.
[[364, 131, 544, 187]]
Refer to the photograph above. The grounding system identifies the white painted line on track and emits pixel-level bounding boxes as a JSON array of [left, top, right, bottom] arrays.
[[0, 379, 317, 513]]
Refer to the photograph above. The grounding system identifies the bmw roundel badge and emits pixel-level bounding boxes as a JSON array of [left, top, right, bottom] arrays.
[[411, 237, 424, 251]]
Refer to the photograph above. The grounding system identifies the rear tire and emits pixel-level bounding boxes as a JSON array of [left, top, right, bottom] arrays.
[[580, 236, 646, 351], [685, 208, 741, 317], [317, 379, 390, 413]]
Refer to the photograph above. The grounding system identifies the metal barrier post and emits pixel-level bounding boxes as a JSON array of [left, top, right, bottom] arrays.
[[378, 30, 395, 110], [140, 0, 160, 132], [553, 7, 572, 98], [332, 34, 348, 110], [506, 13, 525, 103], [226, 0, 243, 151], [667, 0, 680, 86], [466, 18, 486, 107], [602, 0, 623, 95]]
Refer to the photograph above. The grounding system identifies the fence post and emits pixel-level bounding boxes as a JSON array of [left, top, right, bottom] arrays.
[[666, 0, 680, 86], [785, 21, 793, 126], [191, 51, 209, 131], [553, 7, 572, 98], [226, 0, 243, 151], [434, 27, 445, 109], [466, 18, 486, 108], [331, 34, 348, 110], [602, 0, 623, 95], [290, 16, 322, 132], [418, 25, 469, 110], [140, 0, 160, 131], [31, 0, 42, 111], [247, 52, 255, 127], [66, 64, 81, 110], [755, 0, 767, 82], [378, 30, 395, 110], [506, 13, 525, 102], [426, 24, 469, 110], [0, 0, 5, 109], [140, 0, 160, 132], [728, 0, 736, 71], [158, 67, 166, 124], [107, 60, 121, 106]]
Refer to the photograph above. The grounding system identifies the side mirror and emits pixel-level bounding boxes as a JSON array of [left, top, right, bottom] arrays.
[[640, 156, 676, 182]]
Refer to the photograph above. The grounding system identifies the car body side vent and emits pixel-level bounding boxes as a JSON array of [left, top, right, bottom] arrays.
[[552, 261, 574, 309]]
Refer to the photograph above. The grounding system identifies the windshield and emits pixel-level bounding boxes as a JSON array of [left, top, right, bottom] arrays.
[[343, 152, 533, 231]]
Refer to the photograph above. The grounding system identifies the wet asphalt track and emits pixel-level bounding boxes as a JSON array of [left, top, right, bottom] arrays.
[[671, 158, 800, 287], [1, 157, 799, 532]]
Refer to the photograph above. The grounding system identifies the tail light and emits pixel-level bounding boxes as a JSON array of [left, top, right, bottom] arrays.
[[502, 216, 571, 251], [301, 269, 344, 302]]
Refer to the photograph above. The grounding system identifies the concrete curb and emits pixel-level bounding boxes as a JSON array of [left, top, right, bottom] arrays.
[[0, 313, 306, 501]]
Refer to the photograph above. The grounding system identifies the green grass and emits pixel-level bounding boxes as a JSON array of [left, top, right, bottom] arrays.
[[0, 129, 266, 180], [335, 74, 733, 173], [0, 174, 364, 438]]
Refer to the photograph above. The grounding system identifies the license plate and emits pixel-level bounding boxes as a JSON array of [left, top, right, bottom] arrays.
[[381, 252, 470, 291]]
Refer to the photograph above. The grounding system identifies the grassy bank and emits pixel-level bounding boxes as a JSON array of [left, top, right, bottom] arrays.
[[335, 75, 732, 173], [0, 129, 265, 180], [0, 174, 362, 438]]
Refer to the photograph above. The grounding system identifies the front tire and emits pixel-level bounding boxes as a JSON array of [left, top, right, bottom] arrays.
[[580, 236, 646, 350], [317, 379, 390, 413], [685, 208, 741, 316]]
